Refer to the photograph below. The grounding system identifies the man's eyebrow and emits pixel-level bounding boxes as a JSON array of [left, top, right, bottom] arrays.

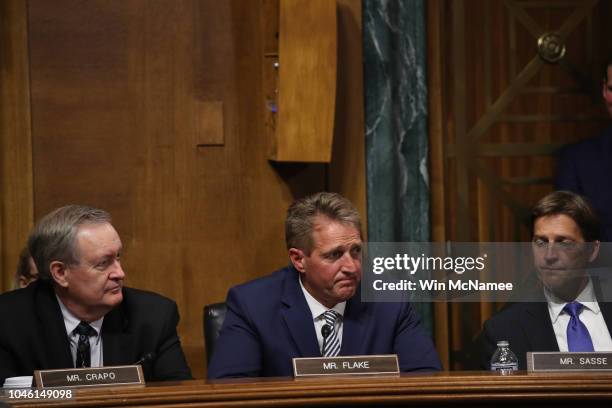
[[95, 254, 113, 262], [99, 249, 121, 260], [533, 234, 573, 241], [322, 245, 345, 255]]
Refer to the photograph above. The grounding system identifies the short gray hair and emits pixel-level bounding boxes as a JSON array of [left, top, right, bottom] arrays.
[[28, 205, 111, 281], [285, 192, 361, 254]]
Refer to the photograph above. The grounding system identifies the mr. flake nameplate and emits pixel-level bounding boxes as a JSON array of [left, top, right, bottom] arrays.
[[34, 365, 144, 388], [527, 352, 612, 372], [293, 355, 399, 377]]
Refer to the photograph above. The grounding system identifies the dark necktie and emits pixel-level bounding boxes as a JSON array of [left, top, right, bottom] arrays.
[[321, 310, 341, 357], [563, 302, 595, 352], [74, 321, 97, 368]]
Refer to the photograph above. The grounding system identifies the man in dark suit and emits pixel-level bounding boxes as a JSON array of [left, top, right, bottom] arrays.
[[0, 205, 192, 384], [476, 191, 612, 370], [556, 56, 612, 241], [207, 192, 441, 378]]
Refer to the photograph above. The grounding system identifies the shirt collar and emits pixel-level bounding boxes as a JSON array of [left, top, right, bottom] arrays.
[[299, 274, 346, 320], [545, 278, 600, 323], [56, 294, 104, 336]]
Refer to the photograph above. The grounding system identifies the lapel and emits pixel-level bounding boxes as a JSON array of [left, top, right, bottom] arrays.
[[599, 302, 612, 335], [591, 275, 612, 335], [101, 290, 136, 366], [34, 282, 74, 368], [280, 267, 320, 357], [522, 302, 559, 351], [340, 289, 367, 355]]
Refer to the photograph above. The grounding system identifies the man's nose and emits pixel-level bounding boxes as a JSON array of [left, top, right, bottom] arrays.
[[544, 243, 559, 263], [110, 260, 125, 279], [341, 252, 360, 273]]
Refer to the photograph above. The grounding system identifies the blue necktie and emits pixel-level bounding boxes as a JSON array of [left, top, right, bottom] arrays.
[[563, 302, 594, 352]]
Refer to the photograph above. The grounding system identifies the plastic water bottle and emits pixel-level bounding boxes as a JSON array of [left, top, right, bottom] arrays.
[[490, 340, 518, 374]]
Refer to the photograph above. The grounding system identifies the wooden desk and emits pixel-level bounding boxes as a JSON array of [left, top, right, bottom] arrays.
[[5, 371, 612, 407]]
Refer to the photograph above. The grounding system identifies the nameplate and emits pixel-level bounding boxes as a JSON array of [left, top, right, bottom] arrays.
[[34, 365, 144, 388], [293, 354, 399, 377], [527, 352, 612, 372]]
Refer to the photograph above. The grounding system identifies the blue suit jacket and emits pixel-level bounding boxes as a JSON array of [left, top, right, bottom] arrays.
[[556, 127, 612, 241], [207, 266, 441, 378]]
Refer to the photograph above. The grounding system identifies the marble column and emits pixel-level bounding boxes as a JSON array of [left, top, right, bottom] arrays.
[[363, 0, 432, 331]]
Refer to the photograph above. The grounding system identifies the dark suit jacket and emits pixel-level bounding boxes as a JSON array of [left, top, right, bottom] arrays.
[[476, 300, 612, 370], [207, 266, 441, 378], [0, 280, 192, 383], [556, 127, 612, 241]]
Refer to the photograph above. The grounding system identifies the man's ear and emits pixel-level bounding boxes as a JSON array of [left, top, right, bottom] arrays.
[[288, 248, 306, 273], [17, 276, 29, 289], [588, 240, 601, 263], [50, 261, 69, 287]]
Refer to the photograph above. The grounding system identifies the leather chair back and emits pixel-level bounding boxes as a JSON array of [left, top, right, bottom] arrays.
[[203, 302, 227, 363]]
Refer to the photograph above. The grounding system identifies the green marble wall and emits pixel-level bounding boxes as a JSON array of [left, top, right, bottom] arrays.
[[363, 0, 432, 332]]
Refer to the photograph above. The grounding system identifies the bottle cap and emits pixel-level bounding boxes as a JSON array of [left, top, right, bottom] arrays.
[[496, 340, 509, 347]]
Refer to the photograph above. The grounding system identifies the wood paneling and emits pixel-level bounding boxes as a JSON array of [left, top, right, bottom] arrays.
[[330, 0, 367, 233], [195, 101, 224, 146], [271, 0, 337, 162], [0, 0, 34, 292], [427, 0, 450, 369], [4, 0, 366, 379]]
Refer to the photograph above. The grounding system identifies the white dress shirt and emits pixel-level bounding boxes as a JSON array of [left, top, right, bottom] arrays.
[[545, 279, 612, 351], [299, 277, 346, 354], [56, 295, 104, 367]]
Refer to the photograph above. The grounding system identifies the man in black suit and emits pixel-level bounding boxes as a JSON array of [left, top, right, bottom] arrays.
[[0, 205, 192, 384], [477, 191, 612, 370], [556, 56, 612, 241]]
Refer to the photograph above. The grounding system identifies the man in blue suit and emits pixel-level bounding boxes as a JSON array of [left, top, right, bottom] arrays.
[[556, 56, 612, 241], [207, 192, 441, 378]]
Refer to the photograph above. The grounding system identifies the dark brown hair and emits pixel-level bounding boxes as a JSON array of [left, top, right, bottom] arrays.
[[531, 191, 600, 241], [14, 247, 38, 289]]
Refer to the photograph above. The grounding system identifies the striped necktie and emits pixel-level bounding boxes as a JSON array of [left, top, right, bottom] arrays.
[[321, 310, 341, 357]]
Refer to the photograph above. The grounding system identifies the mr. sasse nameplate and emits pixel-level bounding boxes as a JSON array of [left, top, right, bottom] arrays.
[[527, 352, 612, 372], [293, 354, 399, 377], [34, 365, 144, 388]]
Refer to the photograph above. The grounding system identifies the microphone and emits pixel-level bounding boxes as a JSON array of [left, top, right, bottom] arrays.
[[134, 352, 156, 365], [321, 324, 332, 339]]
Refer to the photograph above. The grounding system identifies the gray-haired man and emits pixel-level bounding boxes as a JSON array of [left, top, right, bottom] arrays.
[[0, 205, 192, 383]]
